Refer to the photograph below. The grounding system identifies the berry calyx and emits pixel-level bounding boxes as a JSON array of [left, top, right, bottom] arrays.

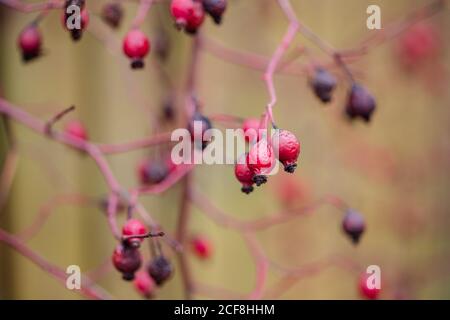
[[190, 235, 212, 259], [138, 159, 169, 185], [112, 244, 142, 281], [170, 0, 205, 35], [133, 271, 156, 299], [235, 154, 255, 194], [64, 120, 88, 141], [123, 29, 150, 69], [247, 139, 275, 186], [101, 2, 123, 29], [202, 0, 227, 24], [310, 68, 337, 103], [18, 24, 42, 62], [242, 118, 262, 143], [359, 273, 380, 300], [188, 112, 212, 150], [273, 129, 300, 173], [345, 84, 376, 122], [147, 256, 173, 286], [342, 209, 365, 244], [122, 219, 148, 248]]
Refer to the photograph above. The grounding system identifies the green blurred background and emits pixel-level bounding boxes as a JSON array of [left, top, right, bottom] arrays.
[[0, 0, 450, 299]]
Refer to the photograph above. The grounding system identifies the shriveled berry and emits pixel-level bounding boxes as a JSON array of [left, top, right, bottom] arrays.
[[147, 256, 173, 286], [342, 209, 365, 244], [345, 84, 376, 122], [310, 68, 337, 103], [247, 139, 275, 186], [64, 120, 88, 141], [122, 219, 148, 248], [101, 2, 124, 29], [272, 129, 300, 173], [123, 29, 150, 69], [138, 159, 169, 185], [170, 0, 205, 35], [188, 112, 212, 150], [133, 271, 156, 299], [235, 153, 254, 194], [202, 0, 227, 24], [359, 273, 380, 300], [190, 235, 212, 259], [112, 244, 142, 281], [18, 25, 42, 62], [242, 118, 262, 143]]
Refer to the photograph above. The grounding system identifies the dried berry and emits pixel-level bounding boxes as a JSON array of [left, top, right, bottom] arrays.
[[138, 159, 169, 185], [247, 139, 275, 186], [235, 153, 255, 194], [272, 129, 300, 173], [202, 0, 227, 24], [342, 209, 365, 244], [147, 256, 173, 286], [101, 2, 124, 29], [345, 84, 376, 122], [310, 68, 337, 103], [188, 112, 212, 150], [112, 244, 142, 281]]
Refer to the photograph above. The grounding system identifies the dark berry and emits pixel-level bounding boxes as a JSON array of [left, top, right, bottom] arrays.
[[101, 2, 124, 29], [235, 154, 255, 194], [272, 129, 301, 173], [123, 29, 150, 69], [188, 112, 212, 150], [112, 244, 142, 281], [138, 159, 169, 185], [18, 25, 42, 62], [147, 256, 173, 286], [345, 84, 376, 122], [310, 68, 337, 103], [202, 0, 227, 24], [342, 209, 365, 244]]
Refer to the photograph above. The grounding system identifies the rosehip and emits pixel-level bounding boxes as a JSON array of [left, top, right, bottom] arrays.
[[18, 25, 42, 62], [342, 209, 365, 244], [123, 29, 150, 69], [247, 139, 275, 186], [101, 2, 123, 29], [235, 154, 255, 194], [345, 84, 376, 122], [133, 271, 156, 299], [188, 112, 212, 150], [242, 118, 262, 143], [170, 0, 205, 34], [147, 256, 173, 286], [272, 129, 300, 173], [138, 159, 169, 185], [359, 273, 380, 300], [190, 235, 212, 259], [62, 3, 89, 41], [202, 0, 227, 24], [64, 120, 88, 141], [122, 219, 148, 248], [112, 244, 142, 281], [310, 68, 337, 103]]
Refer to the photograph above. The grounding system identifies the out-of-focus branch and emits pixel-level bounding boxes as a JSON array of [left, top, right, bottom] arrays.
[[0, 0, 63, 13]]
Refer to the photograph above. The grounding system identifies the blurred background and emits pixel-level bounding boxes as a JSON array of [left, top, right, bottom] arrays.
[[0, 0, 449, 299]]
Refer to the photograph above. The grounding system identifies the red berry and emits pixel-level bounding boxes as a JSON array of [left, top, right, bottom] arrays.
[[342, 209, 365, 244], [18, 25, 42, 62], [64, 121, 88, 141], [235, 153, 255, 194], [273, 129, 300, 173], [345, 84, 376, 123], [122, 219, 148, 248], [62, 6, 89, 41], [101, 2, 123, 29], [247, 139, 275, 186], [202, 0, 227, 24], [137, 159, 169, 185], [190, 235, 212, 259], [242, 118, 262, 143], [112, 244, 142, 281], [170, 0, 205, 34], [147, 256, 173, 286], [359, 273, 380, 300], [123, 29, 150, 69], [310, 68, 337, 103], [133, 271, 156, 299]]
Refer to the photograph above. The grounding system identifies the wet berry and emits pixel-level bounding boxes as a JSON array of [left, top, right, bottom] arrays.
[[133, 271, 156, 299], [247, 139, 275, 186], [147, 256, 173, 286], [170, 0, 205, 34], [359, 273, 380, 300], [122, 219, 148, 248], [138, 159, 169, 185], [64, 120, 88, 141], [188, 112, 212, 150], [190, 235, 212, 259], [235, 153, 255, 194], [310, 68, 337, 103], [101, 2, 123, 29], [112, 244, 142, 281], [273, 129, 300, 173], [345, 84, 376, 122], [342, 209, 365, 244], [18, 24, 42, 62], [123, 29, 150, 69], [202, 0, 227, 24]]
